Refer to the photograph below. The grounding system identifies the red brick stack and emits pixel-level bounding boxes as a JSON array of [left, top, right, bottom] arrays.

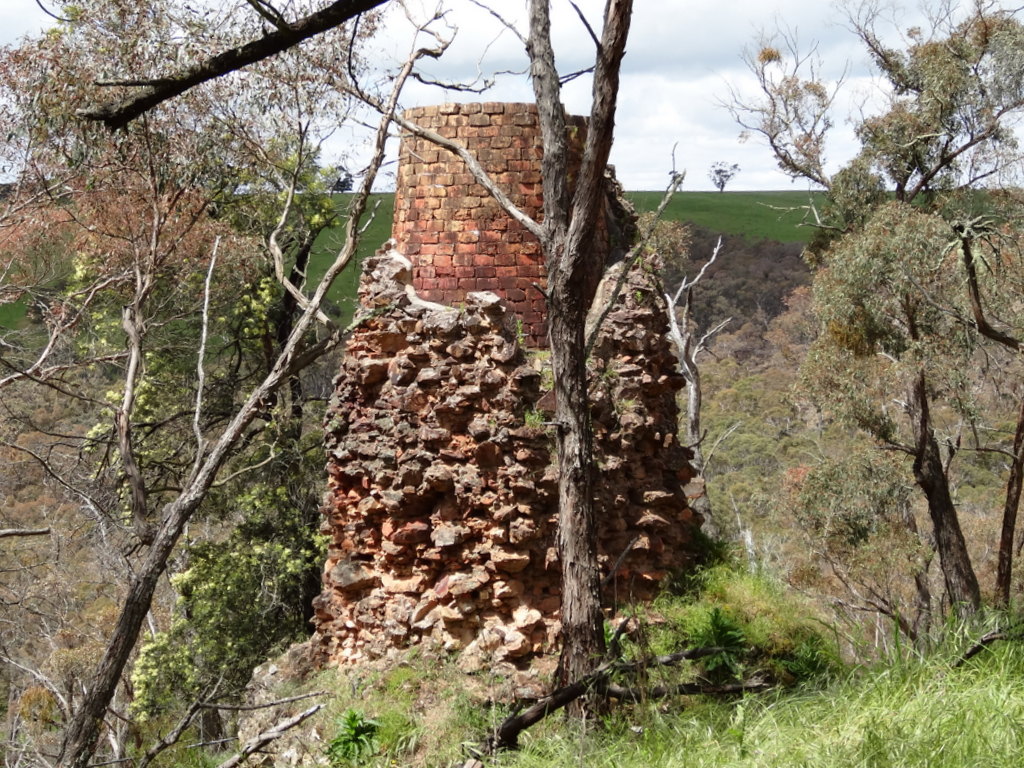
[[392, 103, 587, 347]]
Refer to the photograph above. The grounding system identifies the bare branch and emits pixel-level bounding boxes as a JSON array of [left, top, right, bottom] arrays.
[[958, 225, 1022, 351], [723, 30, 843, 189], [0, 528, 51, 539], [702, 421, 743, 472], [215, 705, 322, 768], [266, 125, 335, 330], [190, 236, 219, 464], [467, 0, 527, 45], [584, 168, 685, 356], [244, 0, 291, 32], [567, 1, 600, 49], [201, 690, 330, 711], [34, 0, 72, 22], [78, 0, 388, 129], [135, 700, 205, 768]]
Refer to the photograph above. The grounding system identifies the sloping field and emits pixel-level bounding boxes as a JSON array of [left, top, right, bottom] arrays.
[[627, 190, 825, 244]]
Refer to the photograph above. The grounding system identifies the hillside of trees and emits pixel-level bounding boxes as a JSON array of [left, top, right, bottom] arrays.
[[5, 1, 1024, 767]]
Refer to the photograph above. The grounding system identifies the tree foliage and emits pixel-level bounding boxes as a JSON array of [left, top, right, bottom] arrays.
[[732, 0, 1024, 617], [0, 2, 384, 765], [708, 161, 740, 192]]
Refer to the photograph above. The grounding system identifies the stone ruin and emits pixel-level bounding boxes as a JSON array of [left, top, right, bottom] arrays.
[[310, 103, 702, 672]]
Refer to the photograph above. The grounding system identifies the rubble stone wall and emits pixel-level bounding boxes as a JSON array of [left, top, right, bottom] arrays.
[[311, 245, 701, 671]]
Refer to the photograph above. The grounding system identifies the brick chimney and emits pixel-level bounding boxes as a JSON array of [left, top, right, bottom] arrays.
[[391, 102, 589, 347]]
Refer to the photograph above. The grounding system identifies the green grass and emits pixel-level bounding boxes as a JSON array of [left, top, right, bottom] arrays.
[[306, 193, 395, 327], [299, 190, 819, 326], [627, 190, 826, 244], [217, 563, 1024, 768], [501, 641, 1024, 768]]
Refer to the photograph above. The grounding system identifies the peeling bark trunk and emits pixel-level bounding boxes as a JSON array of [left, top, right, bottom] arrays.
[[528, 0, 632, 707], [548, 295, 604, 691]]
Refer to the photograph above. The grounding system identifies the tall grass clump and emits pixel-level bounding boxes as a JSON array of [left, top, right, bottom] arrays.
[[640, 563, 842, 685], [503, 633, 1024, 768]]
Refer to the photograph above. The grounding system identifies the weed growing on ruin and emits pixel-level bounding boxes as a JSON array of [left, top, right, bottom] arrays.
[[326, 709, 379, 765], [524, 409, 545, 429]]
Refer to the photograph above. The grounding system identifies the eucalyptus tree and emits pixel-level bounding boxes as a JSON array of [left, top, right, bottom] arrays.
[[0, 1, 394, 764], [731, 0, 1024, 616], [70, 0, 642, 728]]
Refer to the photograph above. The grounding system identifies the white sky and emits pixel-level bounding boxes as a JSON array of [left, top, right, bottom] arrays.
[[0, 0, 1000, 191]]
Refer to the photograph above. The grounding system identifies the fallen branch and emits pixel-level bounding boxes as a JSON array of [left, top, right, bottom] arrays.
[[605, 676, 771, 703], [215, 704, 322, 768], [201, 690, 331, 711], [483, 645, 758, 752], [0, 528, 51, 539], [953, 626, 1021, 667]]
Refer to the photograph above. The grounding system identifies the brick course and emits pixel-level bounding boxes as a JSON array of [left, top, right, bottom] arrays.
[[393, 103, 591, 346]]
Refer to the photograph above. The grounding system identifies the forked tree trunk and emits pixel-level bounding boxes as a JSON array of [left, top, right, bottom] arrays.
[[527, 0, 632, 705], [908, 372, 981, 616]]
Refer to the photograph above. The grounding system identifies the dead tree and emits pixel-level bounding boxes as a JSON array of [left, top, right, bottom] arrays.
[[664, 238, 729, 538]]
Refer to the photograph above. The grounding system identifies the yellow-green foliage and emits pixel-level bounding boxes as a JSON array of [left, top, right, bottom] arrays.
[[131, 480, 326, 719]]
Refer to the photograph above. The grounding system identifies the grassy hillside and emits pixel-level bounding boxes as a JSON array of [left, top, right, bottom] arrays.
[[309, 193, 395, 326], [627, 190, 825, 244], [229, 565, 1024, 768], [301, 190, 817, 326]]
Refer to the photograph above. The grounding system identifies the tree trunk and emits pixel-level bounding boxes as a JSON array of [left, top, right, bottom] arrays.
[[676, 288, 718, 538], [527, 0, 632, 706], [995, 394, 1024, 605], [896, 498, 933, 640], [683, 370, 716, 536], [527, 0, 604, 698], [548, 287, 605, 693], [57, 501, 192, 768], [57, 329, 317, 766], [908, 372, 980, 616]]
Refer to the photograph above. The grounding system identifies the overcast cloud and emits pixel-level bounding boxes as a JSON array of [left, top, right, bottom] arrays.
[[0, 1, 1002, 190]]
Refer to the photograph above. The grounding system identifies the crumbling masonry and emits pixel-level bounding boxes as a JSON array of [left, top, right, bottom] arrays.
[[311, 103, 701, 671]]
